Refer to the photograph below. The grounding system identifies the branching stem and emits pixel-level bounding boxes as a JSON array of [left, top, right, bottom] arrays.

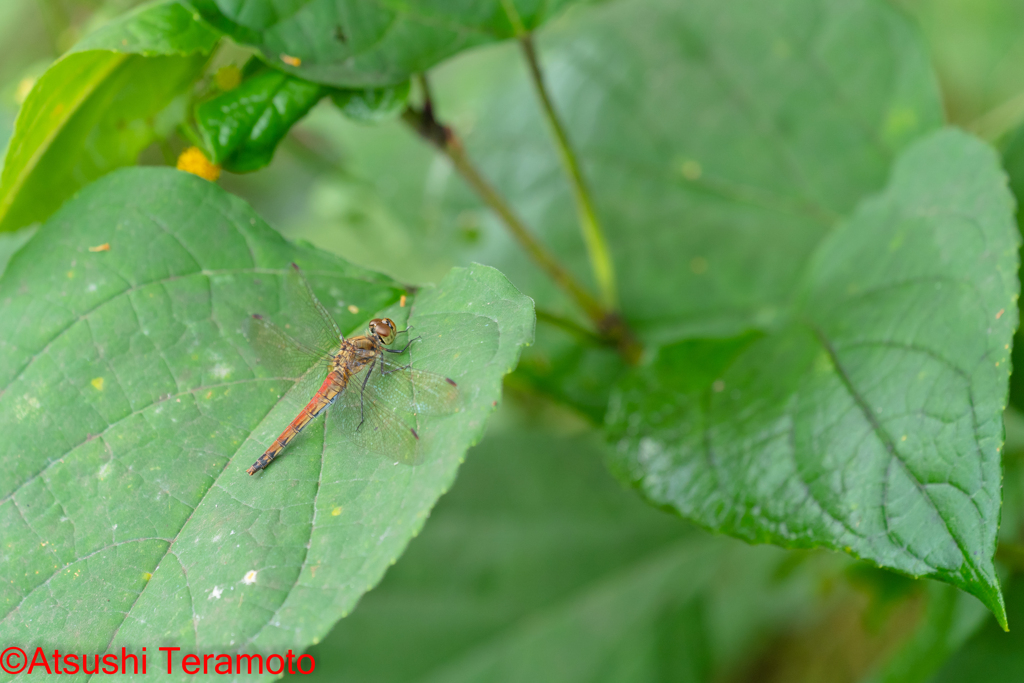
[[402, 78, 642, 363], [520, 34, 619, 309], [402, 108, 603, 320]]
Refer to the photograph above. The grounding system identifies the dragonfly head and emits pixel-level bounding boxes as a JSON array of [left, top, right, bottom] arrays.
[[369, 318, 397, 345]]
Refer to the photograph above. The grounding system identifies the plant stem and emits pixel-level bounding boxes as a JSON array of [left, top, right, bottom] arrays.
[[401, 107, 603, 320], [176, 122, 206, 151], [402, 86, 642, 364], [520, 34, 619, 309], [968, 91, 1024, 142], [535, 308, 604, 346]]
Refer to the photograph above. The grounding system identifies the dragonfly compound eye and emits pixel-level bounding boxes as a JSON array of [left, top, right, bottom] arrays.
[[370, 318, 397, 344]]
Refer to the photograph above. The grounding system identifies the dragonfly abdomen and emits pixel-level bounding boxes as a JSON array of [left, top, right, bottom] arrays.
[[246, 370, 349, 475]]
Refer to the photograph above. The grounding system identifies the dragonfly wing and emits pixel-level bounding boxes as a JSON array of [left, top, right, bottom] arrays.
[[292, 358, 335, 406], [333, 364, 421, 465], [244, 314, 323, 375], [376, 355, 459, 415], [278, 265, 345, 354], [243, 314, 333, 399]]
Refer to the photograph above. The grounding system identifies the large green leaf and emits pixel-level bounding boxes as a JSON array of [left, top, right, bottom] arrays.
[[186, 0, 583, 88], [607, 130, 1019, 627], [0, 168, 534, 669], [0, 0, 222, 233]]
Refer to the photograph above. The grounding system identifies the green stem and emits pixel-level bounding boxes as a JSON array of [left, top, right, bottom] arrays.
[[402, 86, 643, 364], [520, 34, 619, 309], [177, 122, 205, 151], [401, 108, 605, 324], [499, 0, 527, 35], [967, 91, 1024, 142], [535, 308, 604, 346]]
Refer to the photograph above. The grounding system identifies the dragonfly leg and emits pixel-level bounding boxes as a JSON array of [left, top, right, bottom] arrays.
[[386, 335, 422, 355], [357, 363, 374, 429], [377, 350, 410, 377], [381, 362, 411, 376]]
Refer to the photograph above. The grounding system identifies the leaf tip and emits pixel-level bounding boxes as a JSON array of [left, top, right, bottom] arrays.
[[994, 595, 1010, 632], [966, 570, 1008, 631]]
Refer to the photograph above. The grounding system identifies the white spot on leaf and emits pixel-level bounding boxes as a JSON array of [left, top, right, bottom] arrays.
[[97, 462, 113, 481]]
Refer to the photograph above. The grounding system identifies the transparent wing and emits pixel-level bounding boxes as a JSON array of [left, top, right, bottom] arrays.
[[333, 379, 420, 465], [243, 264, 347, 399], [244, 313, 323, 377], [332, 357, 459, 465], [243, 313, 333, 401], [375, 355, 459, 415], [274, 264, 343, 357]]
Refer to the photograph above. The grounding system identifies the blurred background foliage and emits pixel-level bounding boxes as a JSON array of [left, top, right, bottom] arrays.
[[5, 0, 1024, 681]]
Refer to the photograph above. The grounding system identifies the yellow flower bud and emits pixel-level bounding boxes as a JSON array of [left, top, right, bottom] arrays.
[[176, 146, 221, 182]]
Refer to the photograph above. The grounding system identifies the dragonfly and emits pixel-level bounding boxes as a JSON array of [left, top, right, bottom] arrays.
[[243, 265, 458, 475]]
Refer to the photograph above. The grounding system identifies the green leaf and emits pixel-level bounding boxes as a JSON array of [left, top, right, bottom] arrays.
[[0, 0, 221, 233], [0, 227, 34, 279], [186, 0, 582, 87], [0, 168, 534, 661], [299, 427, 833, 682], [72, 0, 223, 56], [607, 129, 1019, 628], [331, 81, 411, 124], [196, 66, 326, 172]]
